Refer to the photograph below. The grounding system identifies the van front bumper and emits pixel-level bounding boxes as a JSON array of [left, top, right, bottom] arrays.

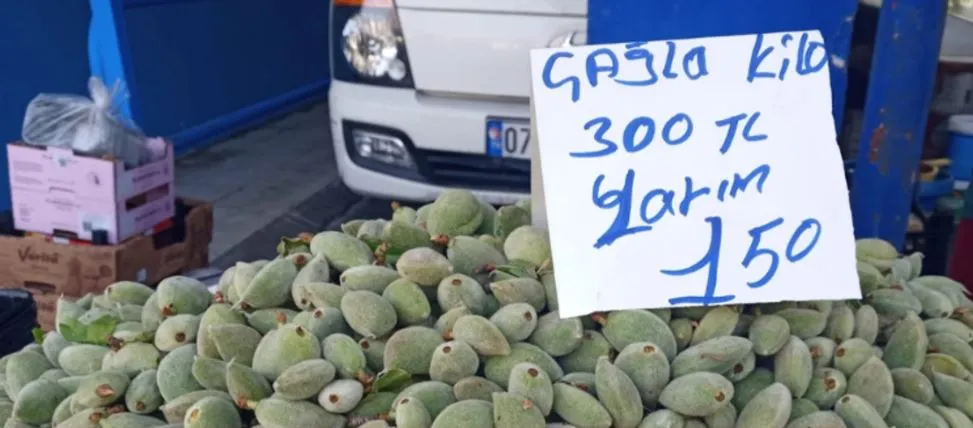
[[328, 80, 531, 205]]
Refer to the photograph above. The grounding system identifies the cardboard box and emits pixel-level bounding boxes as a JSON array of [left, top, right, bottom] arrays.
[[7, 139, 175, 244], [0, 199, 213, 330]]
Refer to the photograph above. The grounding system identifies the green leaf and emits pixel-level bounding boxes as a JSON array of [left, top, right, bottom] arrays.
[[493, 263, 538, 280], [372, 368, 412, 393], [381, 246, 406, 267], [58, 314, 118, 345], [31, 327, 45, 344]]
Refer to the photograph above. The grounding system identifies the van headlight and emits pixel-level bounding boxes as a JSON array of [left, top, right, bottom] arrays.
[[332, 0, 413, 87], [342, 14, 404, 79]]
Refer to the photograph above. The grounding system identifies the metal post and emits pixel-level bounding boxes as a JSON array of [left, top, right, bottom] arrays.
[[88, 0, 137, 120], [850, 0, 948, 249]]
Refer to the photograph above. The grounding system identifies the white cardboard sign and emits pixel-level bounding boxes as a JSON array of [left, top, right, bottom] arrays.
[[528, 31, 860, 318]]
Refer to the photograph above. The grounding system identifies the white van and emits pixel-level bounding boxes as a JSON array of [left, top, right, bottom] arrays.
[[328, 0, 587, 204]]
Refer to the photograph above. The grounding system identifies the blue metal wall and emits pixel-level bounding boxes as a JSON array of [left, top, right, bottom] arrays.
[[587, 0, 858, 132], [91, 0, 331, 154], [588, 0, 948, 248], [0, 2, 91, 210]]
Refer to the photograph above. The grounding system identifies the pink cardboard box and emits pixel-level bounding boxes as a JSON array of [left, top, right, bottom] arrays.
[[7, 140, 175, 244]]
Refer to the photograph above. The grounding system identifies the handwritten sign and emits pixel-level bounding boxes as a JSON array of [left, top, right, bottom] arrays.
[[528, 31, 860, 318]]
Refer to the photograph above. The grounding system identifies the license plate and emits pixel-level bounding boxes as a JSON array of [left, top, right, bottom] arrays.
[[485, 118, 530, 160]]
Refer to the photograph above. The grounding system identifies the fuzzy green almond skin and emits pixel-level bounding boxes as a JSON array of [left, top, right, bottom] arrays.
[[489, 278, 547, 312], [528, 311, 584, 358], [612, 342, 670, 409], [157, 345, 203, 402], [384, 279, 433, 326], [226, 358, 272, 407], [475, 200, 497, 235], [392, 381, 457, 419], [392, 395, 432, 428], [507, 362, 554, 416], [834, 394, 889, 428], [845, 356, 894, 417], [183, 396, 242, 428], [593, 357, 643, 428], [159, 390, 233, 424], [774, 336, 813, 398], [251, 324, 322, 382], [322, 333, 369, 380], [255, 397, 346, 428], [191, 355, 227, 392], [106, 281, 155, 306], [155, 314, 201, 352], [356, 219, 387, 248], [884, 395, 950, 428], [196, 304, 246, 359], [383, 326, 443, 376], [551, 382, 612, 428], [452, 315, 512, 357], [833, 338, 875, 376], [446, 236, 506, 282], [12, 379, 67, 425], [340, 291, 398, 339], [658, 372, 734, 417], [600, 310, 678, 361], [453, 376, 504, 402], [493, 205, 531, 240], [492, 392, 545, 428], [803, 368, 847, 409], [882, 311, 927, 370], [126, 369, 164, 415], [293, 254, 332, 290], [426, 190, 484, 238], [210, 324, 263, 366], [437, 273, 489, 315], [57, 344, 109, 377], [502, 226, 551, 266], [396, 248, 454, 287], [490, 303, 538, 344], [428, 399, 493, 428], [310, 231, 374, 272], [933, 371, 973, 417], [157, 276, 212, 316], [641, 409, 686, 427], [890, 367, 934, 404], [933, 405, 973, 428], [383, 220, 431, 252], [430, 341, 480, 385], [340, 265, 400, 294], [734, 383, 791, 428], [670, 336, 753, 379], [237, 257, 300, 310], [690, 306, 739, 346], [749, 315, 791, 356], [273, 359, 336, 401], [789, 398, 820, 422], [785, 411, 848, 428], [557, 330, 612, 374]]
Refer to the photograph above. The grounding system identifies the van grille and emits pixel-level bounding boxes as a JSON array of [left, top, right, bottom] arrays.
[[416, 150, 530, 193]]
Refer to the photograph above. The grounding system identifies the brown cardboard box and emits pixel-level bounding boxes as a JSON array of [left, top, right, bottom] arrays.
[[0, 198, 213, 330]]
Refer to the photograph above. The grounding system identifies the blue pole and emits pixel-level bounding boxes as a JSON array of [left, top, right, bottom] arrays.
[[88, 0, 137, 121], [850, 0, 948, 249]]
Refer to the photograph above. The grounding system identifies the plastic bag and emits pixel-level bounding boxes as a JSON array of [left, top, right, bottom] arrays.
[[21, 77, 152, 168]]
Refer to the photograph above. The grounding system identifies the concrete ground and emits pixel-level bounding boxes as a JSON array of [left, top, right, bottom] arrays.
[[174, 101, 396, 270]]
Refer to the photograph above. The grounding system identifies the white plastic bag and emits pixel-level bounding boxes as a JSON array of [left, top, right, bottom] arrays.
[[21, 77, 151, 168]]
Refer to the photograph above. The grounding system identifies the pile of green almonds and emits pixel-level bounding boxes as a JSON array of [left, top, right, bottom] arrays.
[[2, 189, 972, 428]]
